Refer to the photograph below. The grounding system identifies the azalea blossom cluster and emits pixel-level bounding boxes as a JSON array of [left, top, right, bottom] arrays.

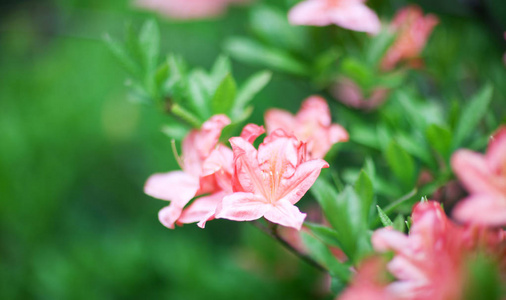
[[340, 127, 506, 300], [145, 96, 348, 230], [109, 0, 506, 298]]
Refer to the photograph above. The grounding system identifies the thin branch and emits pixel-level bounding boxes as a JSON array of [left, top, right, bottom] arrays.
[[250, 220, 327, 273]]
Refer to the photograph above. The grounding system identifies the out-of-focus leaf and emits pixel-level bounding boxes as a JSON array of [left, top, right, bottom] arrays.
[[453, 84, 493, 148], [354, 170, 374, 223], [211, 74, 236, 115], [210, 55, 231, 86], [161, 123, 189, 141], [103, 34, 140, 76], [393, 215, 405, 233], [426, 123, 452, 159], [396, 132, 434, 167], [464, 255, 502, 300], [366, 28, 396, 66], [170, 104, 202, 128], [300, 231, 351, 282], [311, 179, 371, 261], [340, 58, 373, 87], [385, 140, 415, 188], [224, 37, 309, 76], [138, 19, 160, 74], [187, 71, 212, 119], [376, 205, 393, 227], [249, 5, 308, 53], [231, 71, 271, 119], [304, 222, 341, 248]]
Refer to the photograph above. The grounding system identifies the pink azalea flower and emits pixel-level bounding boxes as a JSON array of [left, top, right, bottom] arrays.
[[288, 0, 381, 34], [144, 115, 231, 228], [134, 0, 246, 20], [451, 126, 506, 226], [340, 201, 506, 300], [215, 128, 329, 230], [330, 77, 390, 110], [264, 96, 349, 159], [380, 5, 439, 71]]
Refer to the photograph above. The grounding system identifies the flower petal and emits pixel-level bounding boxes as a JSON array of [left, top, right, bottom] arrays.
[[178, 192, 227, 227], [158, 204, 184, 229], [297, 96, 332, 126], [264, 109, 297, 135], [486, 126, 506, 175], [277, 158, 329, 204], [144, 171, 199, 205], [264, 198, 307, 230], [229, 136, 268, 194], [215, 192, 270, 221], [372, 227, 410, 253], [288, 0, 331, 26], [239, 123, 265, 144], [453, 193, 506, 226], [451, 149, 500, 194], [329, 3, 381, 34]]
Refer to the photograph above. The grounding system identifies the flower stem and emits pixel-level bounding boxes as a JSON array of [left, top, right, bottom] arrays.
[[251, 220, 327, 273]]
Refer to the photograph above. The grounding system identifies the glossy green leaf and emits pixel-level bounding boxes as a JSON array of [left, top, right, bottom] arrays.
[[385, 140, 415, 188], [231, 71, 271, 119], [354, 170, 374, 223], [300, 232, 351, 282], [453, 84, 493, 148], [224, 37, 309, 76], [376, 205, 393, 227], [211, 74, 237, 115], [138, 19, 160, 74], [426, 123, 452, 159], [304, 222, 341, 248]]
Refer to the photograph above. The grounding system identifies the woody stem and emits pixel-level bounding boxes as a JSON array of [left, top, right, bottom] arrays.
[[251, 220, 327, 272]]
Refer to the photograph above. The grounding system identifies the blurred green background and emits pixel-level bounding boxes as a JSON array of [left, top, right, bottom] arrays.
[[0, 0, 504, 299]]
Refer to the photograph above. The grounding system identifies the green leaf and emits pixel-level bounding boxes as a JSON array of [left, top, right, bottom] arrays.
[[426, 123, 452, 159], [311, 179, 371, 261], [376, 206, 393, 227], [103, 34, 140, 76], [187, 71, 212, 119], [354, 170, 374, 223], [231, 71, 271, 119], [300, 232, 351, 282], [138, 19, 160, 74], [211, 74, 237, 115], [464, 255, 502, 300], [249, 5, 308, 53], [393, 215, 405, 233], [224, 37, 309, 76], [453, 84, 493, 148], [304, 222, 341, 248], [385, 140, 415, 188], [210, 55, 231, 86], [366, 28, 396, 66]]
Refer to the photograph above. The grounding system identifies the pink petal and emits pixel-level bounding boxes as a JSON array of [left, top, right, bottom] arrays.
[[486, 126, 506, 174], [288, 0, 332, 26], [144, 171, 199, 205], [258, 130, 304, 179], [215, 192, 270, 221], [451, 150, 500, 194], [371, 227, 410, 253], [158, 204, 184, 229], [239, 123, 265, 144], [229, 136, 269, 195], [182, 114, 230, 174], [276, 159, 329, 205], [264, 198, 307, 230], [328, 3, 381, 34], [178, 192, 226, 227], [264, 109, 297, 135], [202, 145, 234, 176], [329, 124, 350, 143], [297, 96, 332, 126], [453, 193, 506, 226]]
